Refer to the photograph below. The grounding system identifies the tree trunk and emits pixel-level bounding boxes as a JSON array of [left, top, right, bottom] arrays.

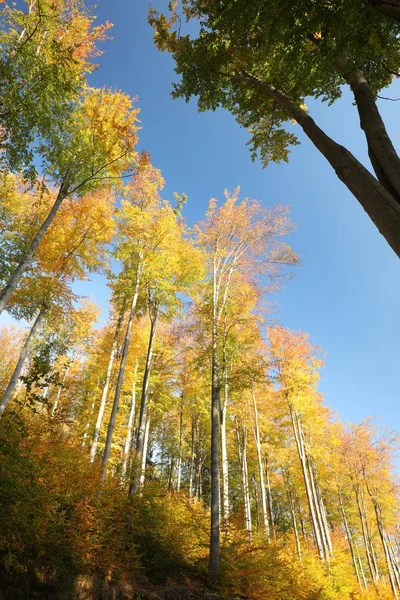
[[241, 71, 400, 259], [121, 358, 139, 478], [129, 304, 158, 496], [236, 419, 252, 539], [265, 456, 275, 539], [366, 0, 400, 21], [138, 413, 151, 491], [51, 367, 68, 418], [100, 263, 142, 481], [252, 391, 269, 539], [0, 306, 46, 416], [189, 413, 197, 497], [286, 478, 302, 561], [338, 489, 363, 590], [289, 403, 326, 559], [220, 384, 230, 524], [356, 488, 379, 584], [370, 496, 398, 597], [90, 307, 125, 462], [346, 69, 400, 202], [0, 182, 68, 316], [209, 303, 221, 584], [176, 393, 184, 492]]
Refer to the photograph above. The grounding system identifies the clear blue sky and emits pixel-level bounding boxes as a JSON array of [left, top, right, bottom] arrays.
[[5, 1, 400, 431]]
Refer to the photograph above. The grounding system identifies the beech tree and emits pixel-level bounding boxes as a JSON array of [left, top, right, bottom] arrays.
[[0, 86, 139, 316], [0, 0, 111, 178], [150, 1, 400, 258], [195, 189, 297, 582]]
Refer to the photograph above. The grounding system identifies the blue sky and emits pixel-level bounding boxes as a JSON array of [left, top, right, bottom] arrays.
[[3, 1, 400, 430]]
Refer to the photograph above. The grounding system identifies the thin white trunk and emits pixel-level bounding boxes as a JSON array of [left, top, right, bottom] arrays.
[[0, 307, 45, 416], [289, 404, 325, 559], [236, 419, 252, 539], [220, 400, 229, 524], [252, 391, 269, 539], [176, 394, 184, 492], [0, 181, 68, 316], [139, 414, 151, 491], [101, 263, 142, 481], [90, 307, 125, 462], [121, 359, 138, 478]]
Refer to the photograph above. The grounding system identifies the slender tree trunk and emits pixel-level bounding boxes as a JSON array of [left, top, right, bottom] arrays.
[[286, 479, 302, 561], [240, 71, 400, 259], [252, 391, 269, 539], [176, 393, 184, 492], [189, 414, 197, 497], [101, 263, 142, 481], [289, 403, 325, 559], [51, 367, 68, 418], [371, 497, 398, 597], [305, 453, 332, 557], [209, 303, 221, 584], [129, 304, 158, 496], [236, 419, 252, 539], [0, 306, 46, 416], [355, 539, 369, 590], [338, 490, 363, 590], [90, 307, 125, 462], [220, 389, 230, 524], [81, 394, 95, 447], [121, 359, 138, 478], [0, 181, 69, 316], [265, 456, 275, 539], [139, 414, 151, 491], [356, 488, 379, 584]]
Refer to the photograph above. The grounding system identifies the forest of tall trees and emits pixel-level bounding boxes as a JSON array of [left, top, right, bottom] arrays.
[[1, 1, 400, 600]]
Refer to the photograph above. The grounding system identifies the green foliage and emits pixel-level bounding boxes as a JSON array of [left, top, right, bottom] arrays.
[[149, 0, 400, 165]]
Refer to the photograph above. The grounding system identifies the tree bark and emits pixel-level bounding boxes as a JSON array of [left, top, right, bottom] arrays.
[[289, 403, 325, 559], [176, 393, 184, 492], [209, 283, 221, 584], [0, 181, 68, 316], [285, 476, 302, 561], [241, 71, 400, 259], [121, 358, 139, 478], [236, 419, 252, 539], [338, 489, 363, 590], [90, 307, 125, 462], [346, 69, 400, 203], [220, 377, 230, 524], [129, 303, 158, 496], [252, 391, 269, 539], [366, 0, 400, 22], [0, 306, 46, 416], [100, 262, 142, 481], [265, 456, 275, 539], [138, 413, 151, 491]]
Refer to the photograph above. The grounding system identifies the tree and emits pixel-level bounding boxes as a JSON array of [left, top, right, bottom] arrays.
[[195, 188, 297, 582], [150, 1, 400, 258], [0, 86, 139, 316], [0, 0, 111, 178]]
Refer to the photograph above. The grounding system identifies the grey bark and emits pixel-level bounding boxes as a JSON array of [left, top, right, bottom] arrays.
[[0, 306, 45, 416], [0, 180, 69, 316], [121, 358, 139, 478], [90, 307, 125, 462], [241, 71, 400, 259], [129, 303, 158, 496], [101, 262, 142, 481]]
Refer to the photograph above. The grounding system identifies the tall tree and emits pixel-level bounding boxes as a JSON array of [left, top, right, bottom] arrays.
[[150, 1, 400, 258]]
